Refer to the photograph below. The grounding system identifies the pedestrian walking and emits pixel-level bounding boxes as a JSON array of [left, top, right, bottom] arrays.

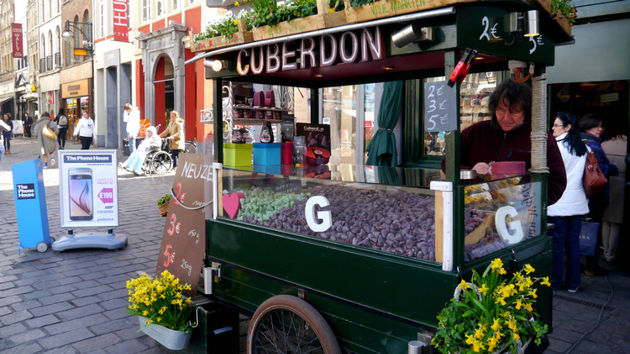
[[32, 112, 59, 167], [123, 103, 140, 153], [2, 114, 12, 155], [159, 110, 184, 168], [600, 134, 626, 269], [55, 108, 68, 149], [0, 118, 10, 164], [548, 112, 589, 292], [24, 112, 33, 137], [579, 113, 616, 276], [73, 110, 96, 150]]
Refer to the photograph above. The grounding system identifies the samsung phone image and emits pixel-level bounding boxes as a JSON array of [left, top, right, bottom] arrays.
[[68, 168, 93, 221]]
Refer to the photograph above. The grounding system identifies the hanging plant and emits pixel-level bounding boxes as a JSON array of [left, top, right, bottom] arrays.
[[248, 0, 317, 28], [194, 9, 253, 41], [550, 0, 577, 25]]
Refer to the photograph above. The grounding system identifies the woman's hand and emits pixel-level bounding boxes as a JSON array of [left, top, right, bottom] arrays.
[[472, 162, 490, 175]]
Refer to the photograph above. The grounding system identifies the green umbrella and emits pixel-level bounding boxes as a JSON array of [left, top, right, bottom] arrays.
[[366, 81, 403, 167]]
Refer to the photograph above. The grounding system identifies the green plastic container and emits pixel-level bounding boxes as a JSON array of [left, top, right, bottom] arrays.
[[223, 143, 252, 168]]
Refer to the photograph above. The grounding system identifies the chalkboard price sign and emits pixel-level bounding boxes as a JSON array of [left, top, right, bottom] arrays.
[[156, 154, 210, 295], [424, 81, 457, 132]]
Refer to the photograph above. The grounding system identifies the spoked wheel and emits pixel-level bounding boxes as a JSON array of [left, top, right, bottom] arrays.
[[149, 151, 173, 175], [247, 295, 341, 354]]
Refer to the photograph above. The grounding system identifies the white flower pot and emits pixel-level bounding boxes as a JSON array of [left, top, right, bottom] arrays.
[[138, 316, 192, 350]]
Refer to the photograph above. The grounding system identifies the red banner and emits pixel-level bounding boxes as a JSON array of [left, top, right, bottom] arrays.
[[112, 0, 128, 42], [12, 23, 23, 58]]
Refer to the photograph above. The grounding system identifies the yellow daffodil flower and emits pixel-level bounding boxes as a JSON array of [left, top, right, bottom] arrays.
[[540, 276, 551, 287], [529, 288, 538, 299], [465, 334, 475, 345], [479, 283, 489, 295], [474, 327, 484, 339], [233, 19, 239, 25], [524, 302, 533, 312], [459, 279, 470, 290], [515, 299, 522, 310], [524, 264, 535, 274], [235, 1, 239, 5], [513, 332, 520, 341], [498, 267, 507, 275], [490, 258, 503, 271], [491, 318, 500, 331]]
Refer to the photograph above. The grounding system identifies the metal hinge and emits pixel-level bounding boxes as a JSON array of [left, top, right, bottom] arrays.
[[202, 262, 222, 295]]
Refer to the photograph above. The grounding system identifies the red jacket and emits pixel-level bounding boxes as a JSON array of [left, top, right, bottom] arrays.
[[460, 119, 566, 205]]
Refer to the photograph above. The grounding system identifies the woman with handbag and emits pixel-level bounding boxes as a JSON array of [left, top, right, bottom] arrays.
[[579, 114, 616, 275], [33, 112, 59, 167], [548, 113, 589, 292]]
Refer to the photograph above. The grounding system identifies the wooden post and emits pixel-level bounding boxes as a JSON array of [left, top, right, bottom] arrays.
[[316, 0, 328, 15]]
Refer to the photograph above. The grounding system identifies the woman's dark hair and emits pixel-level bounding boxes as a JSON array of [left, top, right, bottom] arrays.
[[58, 108, 65, 116], [578, 113, 602, 132], [556, 112, 587, 156], [489, 79, 532, 123], [41, 112, 50, 118]]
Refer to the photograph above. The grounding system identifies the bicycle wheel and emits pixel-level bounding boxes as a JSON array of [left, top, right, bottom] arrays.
[[150, 151, 173, 175], [185, 140, 197, 154], [247, 295, 341, 354]]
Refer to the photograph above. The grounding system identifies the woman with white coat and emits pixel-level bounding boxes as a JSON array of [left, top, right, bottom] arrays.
[[548, 112, 589, 293], [73, 110, 96, 150]]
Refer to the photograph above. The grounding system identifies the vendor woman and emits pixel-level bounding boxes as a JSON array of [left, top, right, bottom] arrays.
[[459, 79, 566, 204]]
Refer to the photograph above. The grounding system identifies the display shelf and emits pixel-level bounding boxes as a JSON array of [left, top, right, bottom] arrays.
[[232, 104, 289, 112], [232, 118, 283, 125]]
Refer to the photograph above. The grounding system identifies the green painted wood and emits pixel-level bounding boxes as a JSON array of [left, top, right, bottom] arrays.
[[456, 6, 556, 64]]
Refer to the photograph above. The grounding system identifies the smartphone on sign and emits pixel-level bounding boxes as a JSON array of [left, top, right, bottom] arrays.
[[68, 168, 93, 221]]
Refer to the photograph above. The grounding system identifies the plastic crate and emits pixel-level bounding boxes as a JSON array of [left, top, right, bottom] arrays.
[[253, 143, 281, 165], [223, 143, 252, 167]]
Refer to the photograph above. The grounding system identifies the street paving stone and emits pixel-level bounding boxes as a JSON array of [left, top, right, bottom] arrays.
[[2, 136, 630, 353]]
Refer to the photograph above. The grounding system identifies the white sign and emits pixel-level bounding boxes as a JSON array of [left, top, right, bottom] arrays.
[[495, 205, 524, 244], [305, 196, 332, 233], [58, 150, 119, 228]]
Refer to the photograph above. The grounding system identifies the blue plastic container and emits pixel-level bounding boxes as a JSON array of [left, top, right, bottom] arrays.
[[253, 143, 281, 165], [253, 164, 281, 175], [11, 159, 51, 253]]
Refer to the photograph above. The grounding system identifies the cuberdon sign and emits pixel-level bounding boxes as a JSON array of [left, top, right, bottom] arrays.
[[236, 26, 384, 75]]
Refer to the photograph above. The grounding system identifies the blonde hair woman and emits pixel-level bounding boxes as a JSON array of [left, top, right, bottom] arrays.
[[159, 110, 185, 167]]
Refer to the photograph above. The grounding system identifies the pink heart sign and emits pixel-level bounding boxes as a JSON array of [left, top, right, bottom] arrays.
[[222, 192, 245, 219]]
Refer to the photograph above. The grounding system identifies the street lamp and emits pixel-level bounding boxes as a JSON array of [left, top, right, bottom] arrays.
[[62, 20, 93, 57]]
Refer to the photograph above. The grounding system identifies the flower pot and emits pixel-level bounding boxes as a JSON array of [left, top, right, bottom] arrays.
[[252, 12, 346, 41], [159, 203, 169, 217], [138, 316, 192, 351], [191, 31, 254, 52]]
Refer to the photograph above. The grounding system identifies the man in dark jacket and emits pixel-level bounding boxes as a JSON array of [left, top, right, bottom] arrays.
[[24, 113, 33, 137], [461, 79, 566, 205]]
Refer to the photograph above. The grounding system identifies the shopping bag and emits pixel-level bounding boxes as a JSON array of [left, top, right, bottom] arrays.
[[579, 221, 599, 256]]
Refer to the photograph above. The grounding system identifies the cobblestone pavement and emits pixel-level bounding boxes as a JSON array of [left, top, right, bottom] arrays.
[[1, 136, 629, 353]]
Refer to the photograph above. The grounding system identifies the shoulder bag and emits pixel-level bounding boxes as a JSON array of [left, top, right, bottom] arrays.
[[42, 124, 57, 140], [583, 151, 607, 198]]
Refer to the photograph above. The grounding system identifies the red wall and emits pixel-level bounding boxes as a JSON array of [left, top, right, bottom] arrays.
[[155, 57, 166, 131], [136, 59, 145, 120], [185, 49, 197, 140]]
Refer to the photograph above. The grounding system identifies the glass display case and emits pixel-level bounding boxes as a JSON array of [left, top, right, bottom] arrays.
[[215, 165, 545, 266]]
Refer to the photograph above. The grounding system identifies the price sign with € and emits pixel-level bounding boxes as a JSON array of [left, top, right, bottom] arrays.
[[156, 154, 210, 295]]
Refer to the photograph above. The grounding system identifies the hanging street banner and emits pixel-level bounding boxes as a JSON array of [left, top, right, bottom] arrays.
[[113, 0, 129, 42], [58, 150, 119, 228], [12, 23, 23, 58]]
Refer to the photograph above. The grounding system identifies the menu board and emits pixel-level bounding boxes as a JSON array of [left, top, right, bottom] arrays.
[[424, 81, 457, 132], [156, 153, 211, 295]]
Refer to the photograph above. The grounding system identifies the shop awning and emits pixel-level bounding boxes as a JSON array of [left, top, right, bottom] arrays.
[[0, 94, 13, 105]]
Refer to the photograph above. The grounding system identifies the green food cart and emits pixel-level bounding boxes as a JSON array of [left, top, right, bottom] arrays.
[[185, 0, 573, 352]]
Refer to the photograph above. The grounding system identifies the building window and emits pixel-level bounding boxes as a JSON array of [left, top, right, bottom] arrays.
[[142, 0, 150, 21], [98, 0, 104, 37], [173, 0, 180, 10], [157, 0, 164, 17]]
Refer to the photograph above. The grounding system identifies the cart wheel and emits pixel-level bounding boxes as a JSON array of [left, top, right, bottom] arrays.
[[247, 295, 341, 354], [36, 242, 48, 253]]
